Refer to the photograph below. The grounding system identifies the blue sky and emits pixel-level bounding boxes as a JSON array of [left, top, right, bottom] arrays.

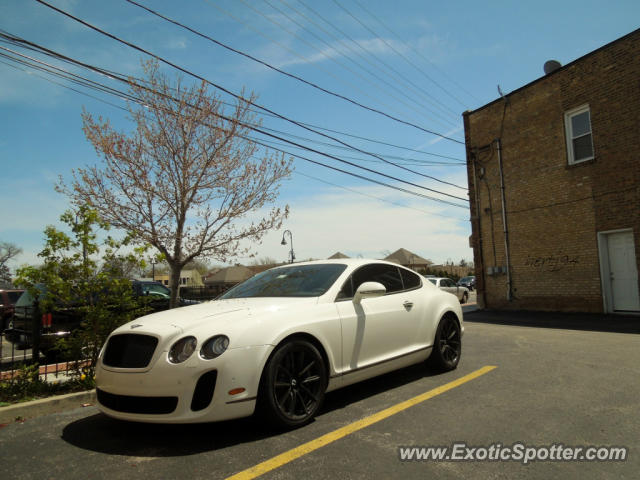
[[1, 0, 638, 271]]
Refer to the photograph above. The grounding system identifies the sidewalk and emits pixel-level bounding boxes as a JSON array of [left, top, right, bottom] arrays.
[[465, 308, 640, 334]]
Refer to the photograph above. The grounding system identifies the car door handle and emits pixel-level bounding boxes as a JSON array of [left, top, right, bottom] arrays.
[[403, 301, 414, 310]]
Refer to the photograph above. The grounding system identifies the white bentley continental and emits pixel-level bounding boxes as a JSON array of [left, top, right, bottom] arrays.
[[95, 259, 464, 428]]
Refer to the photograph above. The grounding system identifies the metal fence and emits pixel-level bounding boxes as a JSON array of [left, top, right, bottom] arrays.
[[179, 285, 225, 301], [1, 307, 79, 384]]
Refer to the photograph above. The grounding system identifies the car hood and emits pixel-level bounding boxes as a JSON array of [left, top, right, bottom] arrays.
[[112, 297, 320, 346]]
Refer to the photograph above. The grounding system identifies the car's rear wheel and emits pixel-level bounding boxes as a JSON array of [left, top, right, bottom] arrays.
[[259, 339, 327, 429], [428, 315, 461, 372]]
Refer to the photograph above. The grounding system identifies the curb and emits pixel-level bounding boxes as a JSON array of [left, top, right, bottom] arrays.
[[0, 389, 96, 424]]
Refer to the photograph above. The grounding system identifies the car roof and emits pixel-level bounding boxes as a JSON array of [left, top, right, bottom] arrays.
[[274, 258, 412, 269]]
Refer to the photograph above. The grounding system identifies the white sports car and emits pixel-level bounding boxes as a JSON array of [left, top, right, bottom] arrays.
[[96, 259, 464, 427]]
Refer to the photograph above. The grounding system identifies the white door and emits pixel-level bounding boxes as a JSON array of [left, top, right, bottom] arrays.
[[607, 231, 640, 312]]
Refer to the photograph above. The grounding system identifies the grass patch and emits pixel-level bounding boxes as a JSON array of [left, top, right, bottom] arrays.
[[0, 364, 94, 406]]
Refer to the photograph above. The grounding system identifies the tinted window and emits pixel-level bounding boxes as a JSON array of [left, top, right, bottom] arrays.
[[427, 278, 437, 285], [7, 291, 23, 304], [220, 264, 347, 298], [143, 284, 171, 298], [338, 264, 403, 299], [400, 268, 421, 289]]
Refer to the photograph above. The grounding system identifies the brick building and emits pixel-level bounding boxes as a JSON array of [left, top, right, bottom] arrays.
[[463, 29, 640, 313]]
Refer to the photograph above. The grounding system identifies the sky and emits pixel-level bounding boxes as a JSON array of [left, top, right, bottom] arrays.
[[0, 0, 638, 273]]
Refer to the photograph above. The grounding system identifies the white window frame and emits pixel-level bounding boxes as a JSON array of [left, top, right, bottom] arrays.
[[564, 104, 594, 165]]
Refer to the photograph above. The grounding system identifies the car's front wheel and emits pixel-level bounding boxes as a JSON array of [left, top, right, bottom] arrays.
[[428, 315, 461, 372], [259, 339, 327, 429]]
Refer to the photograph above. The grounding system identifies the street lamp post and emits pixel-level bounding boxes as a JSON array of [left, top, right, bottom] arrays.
[[281, 230, 295, 264]]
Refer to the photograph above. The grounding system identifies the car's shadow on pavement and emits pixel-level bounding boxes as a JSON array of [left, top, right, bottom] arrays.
[[62, 362, 443, 457]]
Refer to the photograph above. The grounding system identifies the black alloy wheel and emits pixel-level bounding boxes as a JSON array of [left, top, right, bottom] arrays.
[[428, 316, 461, 372], [260, 339, 327, 428]]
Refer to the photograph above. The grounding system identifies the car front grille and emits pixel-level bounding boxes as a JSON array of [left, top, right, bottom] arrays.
[[103, 334, 158, 368], [97, 388, 178, 415]]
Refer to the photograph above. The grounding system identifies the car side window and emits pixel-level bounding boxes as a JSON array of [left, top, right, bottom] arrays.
[[337, 264, 403, 300], [400, 268, 421, 290]]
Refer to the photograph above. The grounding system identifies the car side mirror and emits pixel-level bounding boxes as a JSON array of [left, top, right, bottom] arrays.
[[353, 282, 386, 305]]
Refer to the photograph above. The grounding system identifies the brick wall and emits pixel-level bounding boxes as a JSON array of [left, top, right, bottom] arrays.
[[464, 29, 640, 312]]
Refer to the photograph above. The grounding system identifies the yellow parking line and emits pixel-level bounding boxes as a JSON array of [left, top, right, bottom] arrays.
[[226, 365, 497, 480]]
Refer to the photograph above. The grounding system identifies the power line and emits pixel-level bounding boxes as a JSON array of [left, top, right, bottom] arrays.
[[281, 0, 458, 124], [293, 170, 468, 220], [252, 130, 467, 190], [333, 0, 469, 113], [30, 1, 468, 193], [292, 0, 461, 124], [352, 0, 482, 105], [260, 0, 458, 128], [2, 25, 463, 163], [198, 0, 465, 144], [330, 0, 465, 119], [0, 30, 468, 207]]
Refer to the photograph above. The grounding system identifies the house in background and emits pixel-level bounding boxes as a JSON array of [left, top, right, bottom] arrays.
[[463, 28, 640, 313], [203, 265, 254, 296], [383, 248, 433, 271], [153, 269, 204, 288]]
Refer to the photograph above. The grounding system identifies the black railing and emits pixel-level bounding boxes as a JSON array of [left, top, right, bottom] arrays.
[[1, 306, 76, 384], [179, 285, 226, 301]]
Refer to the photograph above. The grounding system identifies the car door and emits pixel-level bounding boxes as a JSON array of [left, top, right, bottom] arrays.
[[442, 278, 459, 299], [335, 264, 423, 374]]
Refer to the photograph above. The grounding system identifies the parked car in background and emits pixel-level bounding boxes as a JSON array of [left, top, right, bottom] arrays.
[[427, 277, 469, 304], [132, 280, 199, 312], [0, 288, 24, 330], [4, 281, 198, 355], [95, 259, 464, 427], [457, 276, 476, 291]]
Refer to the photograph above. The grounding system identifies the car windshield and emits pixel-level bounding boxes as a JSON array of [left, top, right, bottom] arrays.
[[7, 291, 23, 304], [142, 283, 171, 298], [220, 264, 347, 299], [427, 278, 437, 285]]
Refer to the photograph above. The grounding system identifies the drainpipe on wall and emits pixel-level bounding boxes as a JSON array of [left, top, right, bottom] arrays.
[[471, 152, 487, 308], [496, 138, 513, 301]]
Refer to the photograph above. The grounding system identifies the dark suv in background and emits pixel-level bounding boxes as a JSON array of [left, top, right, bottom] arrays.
[[4, 281, 197, 355], [457, 276, 476, 291]]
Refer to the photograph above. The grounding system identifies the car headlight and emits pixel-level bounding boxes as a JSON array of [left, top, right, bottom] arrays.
[[168, 336, 197, 364], [200, 335, 229, 360]]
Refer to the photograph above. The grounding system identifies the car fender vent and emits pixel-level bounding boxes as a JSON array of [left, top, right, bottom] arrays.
[[191, 370, 218, 412]]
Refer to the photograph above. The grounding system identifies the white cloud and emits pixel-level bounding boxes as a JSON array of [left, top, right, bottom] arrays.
[[233, 184, 471, 265]]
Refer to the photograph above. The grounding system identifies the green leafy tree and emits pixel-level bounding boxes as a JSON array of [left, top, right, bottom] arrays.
[[16, 206, 147, 378]]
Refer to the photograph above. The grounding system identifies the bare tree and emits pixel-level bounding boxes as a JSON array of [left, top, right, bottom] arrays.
[[0, 241, 22, 285], [61, 61, 292, 307]]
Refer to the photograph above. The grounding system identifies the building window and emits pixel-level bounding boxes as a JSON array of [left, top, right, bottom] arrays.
[[564, 105, 594, 164]]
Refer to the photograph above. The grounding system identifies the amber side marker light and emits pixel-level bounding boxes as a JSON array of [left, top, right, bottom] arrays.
[[228, 388, 246, 395]]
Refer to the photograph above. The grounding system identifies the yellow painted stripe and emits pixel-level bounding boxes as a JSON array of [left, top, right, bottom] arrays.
[[226, 365, 497, 480]]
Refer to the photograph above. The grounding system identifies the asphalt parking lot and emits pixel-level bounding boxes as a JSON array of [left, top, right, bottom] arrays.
[[1, 309, 638, 479]]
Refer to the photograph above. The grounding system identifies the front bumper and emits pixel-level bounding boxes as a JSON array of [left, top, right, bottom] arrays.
[[95, 344, 273, 423]]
